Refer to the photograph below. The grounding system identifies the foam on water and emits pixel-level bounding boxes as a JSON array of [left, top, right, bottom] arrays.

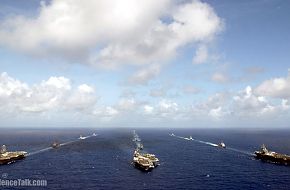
[[227, 147, 254, 156], [27, 134, 96, 156], [27, 147, 53, 156], [171, 134, 253, 156]]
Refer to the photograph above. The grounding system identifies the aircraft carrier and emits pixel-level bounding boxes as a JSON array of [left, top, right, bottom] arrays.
[[0, 145, 27, 165], [133, 150, 155, 171], [254, 144, 290, 165], [132, 130, 160, 171]]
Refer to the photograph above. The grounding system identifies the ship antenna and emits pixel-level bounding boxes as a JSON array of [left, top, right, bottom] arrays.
[[1, 145, 7, 154]]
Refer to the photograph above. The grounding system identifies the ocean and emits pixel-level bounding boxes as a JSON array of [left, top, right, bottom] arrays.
[[1, 128, 290, 190]]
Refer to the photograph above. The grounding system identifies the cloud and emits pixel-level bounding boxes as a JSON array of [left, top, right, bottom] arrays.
[[245, 66, 265, 75], [127, 64, 160, 85], [65, 84, 96, 111], [190, 84, 290, 121], [232, 86, 269, 116], [144, 105, 154, 114], [157, 99, 179, 117], [232, 86, 289, 117], [117, 98, 138, 111], [192, 92, 230, 117], [120, 89, 136, 98], [211, 72, 228, 83], [150, 88, 167, 97], [1, 71, 289, 126], [183, 85, 201, 94], [0, 0, 222, 68], [192, 45, 208, 64], [254, 69, 290, 99], [208, 106, 227, 119], [0, 72, 97, 114], [93, 106, 119, 119]]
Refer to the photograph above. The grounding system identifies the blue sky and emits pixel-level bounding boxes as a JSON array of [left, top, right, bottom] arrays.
[[0, 0, 289, 128]]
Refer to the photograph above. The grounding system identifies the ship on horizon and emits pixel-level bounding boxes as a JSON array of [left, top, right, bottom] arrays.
[[184, 136, 193, 140], [218, 141, 226, 148], [79, 135, 86, 140], [132, 130, 141, 142], [51, 141, 60, 149]]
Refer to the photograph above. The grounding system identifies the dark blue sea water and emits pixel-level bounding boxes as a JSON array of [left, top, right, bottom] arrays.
[[1, 128, 290, 190]]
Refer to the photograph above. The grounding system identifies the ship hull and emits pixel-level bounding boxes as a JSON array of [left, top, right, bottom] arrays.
[[152, 161, 159, 167], [0, 155, 26, 165], [133, 162, 154, 171], [255, 153, 290, 165], [52, 144, 60, 149]]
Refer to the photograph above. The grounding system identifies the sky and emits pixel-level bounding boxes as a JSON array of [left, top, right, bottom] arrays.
[[0, 0, 289, 128]]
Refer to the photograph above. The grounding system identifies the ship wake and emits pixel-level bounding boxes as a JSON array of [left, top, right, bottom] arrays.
[[194, 139, 218, 147], [27, 135, 96, 156], [27, 147, 53, 156], [226, 147, 254, 156], [170, 134, 253, 156], [132, 130, 143, 150], [171, 134, 218, 147]]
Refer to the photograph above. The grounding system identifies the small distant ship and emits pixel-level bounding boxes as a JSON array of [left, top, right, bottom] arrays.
[[132, 130, 141, 142], [254, 144, 290, 165], [218, 141, 226, 148], [92, 133, 97, 137], [79, 135, 86, 140], [169, 133, 175, 136], [132, 137, 141, 142], [184, 136, 193, 141], [51, 141, 60, 149], [0, 145, 27, 165], [133, 150, 155, 171]]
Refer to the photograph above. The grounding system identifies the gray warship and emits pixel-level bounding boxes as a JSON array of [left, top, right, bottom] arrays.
[[0, 145, 27, 165], [51, 141, 61, 148], [218, 141, 226, 148]]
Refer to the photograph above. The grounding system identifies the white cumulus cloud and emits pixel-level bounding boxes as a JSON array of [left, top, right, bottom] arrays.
[[0, 72, 96, 114], [254, 69, 290, 99], [0, 0, 222, 68]]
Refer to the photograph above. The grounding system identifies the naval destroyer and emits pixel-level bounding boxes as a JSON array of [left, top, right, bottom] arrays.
[[218, 141, 226, 148]]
